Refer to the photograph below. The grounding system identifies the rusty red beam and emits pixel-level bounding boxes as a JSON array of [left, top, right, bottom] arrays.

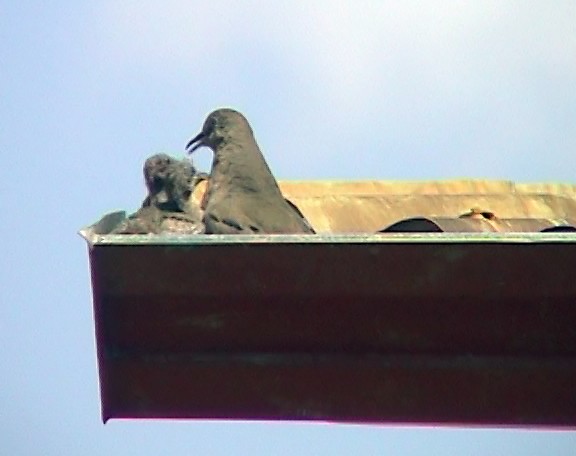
[[85, 234, 576, 426]]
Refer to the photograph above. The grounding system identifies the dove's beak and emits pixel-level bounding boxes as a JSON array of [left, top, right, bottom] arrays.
[[186, 132, 205, 154]]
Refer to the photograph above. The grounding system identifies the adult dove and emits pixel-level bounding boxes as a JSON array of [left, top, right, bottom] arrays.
[[186, 109, 315, 234]]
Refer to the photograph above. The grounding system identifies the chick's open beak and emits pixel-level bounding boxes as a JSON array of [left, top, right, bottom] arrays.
[[185, 131, 205, 154]]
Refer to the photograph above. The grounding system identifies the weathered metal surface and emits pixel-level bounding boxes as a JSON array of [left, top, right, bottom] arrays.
[[277, 179, 576, 197], [85, 233, 576, 427], [288, 194, 576, 233]]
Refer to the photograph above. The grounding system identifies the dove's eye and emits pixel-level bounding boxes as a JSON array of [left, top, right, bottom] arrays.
[[205, 117, 217, 134]]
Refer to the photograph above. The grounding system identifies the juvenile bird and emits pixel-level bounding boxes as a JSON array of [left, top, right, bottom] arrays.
[[143, 153, 206, 214], [113, 154, 205, 234], [186, 108, 315, 234]]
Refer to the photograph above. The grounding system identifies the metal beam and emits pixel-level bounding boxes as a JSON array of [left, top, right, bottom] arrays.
[[83, 233, 576, 426]]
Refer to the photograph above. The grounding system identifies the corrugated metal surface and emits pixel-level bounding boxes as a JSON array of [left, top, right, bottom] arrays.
[[290, 194, 576, 233]]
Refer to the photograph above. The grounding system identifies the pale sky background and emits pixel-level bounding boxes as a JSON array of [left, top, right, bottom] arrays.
[[2, 1, 576, 455]]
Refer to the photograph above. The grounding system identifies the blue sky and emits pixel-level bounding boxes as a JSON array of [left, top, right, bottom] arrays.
[[2, 1, 576, 454]]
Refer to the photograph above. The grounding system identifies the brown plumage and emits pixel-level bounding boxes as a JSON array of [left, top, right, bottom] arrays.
[[186, 109, 315, 234]]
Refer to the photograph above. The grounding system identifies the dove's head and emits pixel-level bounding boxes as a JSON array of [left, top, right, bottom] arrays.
[[186, 108, 252, 154]]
